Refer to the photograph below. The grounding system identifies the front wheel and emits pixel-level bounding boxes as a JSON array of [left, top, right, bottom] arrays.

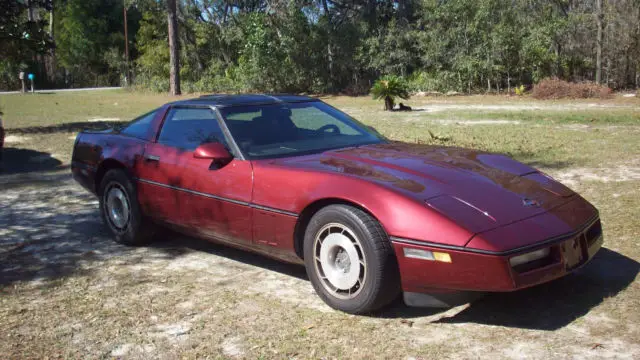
[[99, 169, 155, 245], [303, 205, 400, 314]]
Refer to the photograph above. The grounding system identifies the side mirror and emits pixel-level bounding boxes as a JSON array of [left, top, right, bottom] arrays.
[[194, 142, 233, 166]]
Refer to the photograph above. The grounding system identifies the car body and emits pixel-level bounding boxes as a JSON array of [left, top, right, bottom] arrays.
[[71, 94, 603, 313]]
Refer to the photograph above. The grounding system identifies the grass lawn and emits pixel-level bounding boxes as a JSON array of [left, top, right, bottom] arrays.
[[0, 90, 639, 359]]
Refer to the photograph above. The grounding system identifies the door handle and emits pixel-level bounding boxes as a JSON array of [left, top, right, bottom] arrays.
[[144, 154, 160, 162]]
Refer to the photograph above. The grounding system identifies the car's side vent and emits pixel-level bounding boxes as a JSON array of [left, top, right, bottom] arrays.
[[585, 219, 602, 247]]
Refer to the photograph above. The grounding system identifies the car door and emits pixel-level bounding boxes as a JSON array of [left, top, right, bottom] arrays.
[[136, 105, 253, 245]]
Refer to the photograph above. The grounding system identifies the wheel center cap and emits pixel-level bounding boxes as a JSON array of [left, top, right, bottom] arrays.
[[335, 249, 351, 273], [318, 231, 363, 292]]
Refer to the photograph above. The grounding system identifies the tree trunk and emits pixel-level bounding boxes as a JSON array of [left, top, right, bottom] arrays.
[[167, 0, 181, 95], [46, 2, 56, 85], [321, 0, 333, 91], [124, 4, 130, 86], [397, 0, 412, 21], [27, 0, 34, 21], [555, 41, 562, 79], [596, 0, 604, 84], [384, 96, 394, 111], [50, 3, 53, 35], [365, 0, 376, 28]]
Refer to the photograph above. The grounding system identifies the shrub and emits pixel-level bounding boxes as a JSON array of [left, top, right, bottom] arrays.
[[133, 73, 169, 92], [371, 75, 410, 111], [407, 71, 463, 93], [0, 60, 22, 91], [532, 78, 613, 100]]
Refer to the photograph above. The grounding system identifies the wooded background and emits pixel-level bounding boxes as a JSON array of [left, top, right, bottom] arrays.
[[2, 0, 639, 94]]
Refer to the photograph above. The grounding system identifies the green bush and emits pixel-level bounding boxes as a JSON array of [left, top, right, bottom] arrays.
[[407, 71, 463, 93], [371, 75, 410, 111], [0, 60, 21, 91], [133, 72, 169, 93]]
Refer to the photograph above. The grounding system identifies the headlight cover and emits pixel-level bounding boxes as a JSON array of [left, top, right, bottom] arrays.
[[509, 248, 550, 267]]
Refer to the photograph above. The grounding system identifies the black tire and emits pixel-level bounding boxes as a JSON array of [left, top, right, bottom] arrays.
[[303, 204, 400, 314], [98, 169, 155, 246]]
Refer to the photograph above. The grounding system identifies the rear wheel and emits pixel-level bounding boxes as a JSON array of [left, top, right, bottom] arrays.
[[303, 205, 400, 314], [99, 169, 155, 245]]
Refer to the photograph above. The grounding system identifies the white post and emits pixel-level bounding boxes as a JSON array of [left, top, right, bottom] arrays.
[[19, 72, 25, 93]]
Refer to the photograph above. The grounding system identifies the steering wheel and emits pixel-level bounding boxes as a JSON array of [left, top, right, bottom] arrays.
[[317, 124, 341, 134]]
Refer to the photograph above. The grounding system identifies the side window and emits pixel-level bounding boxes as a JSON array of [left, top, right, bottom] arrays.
[[290, 106, 360, 135], [158, 107, 228, 151], [121, 110, 157, 140]]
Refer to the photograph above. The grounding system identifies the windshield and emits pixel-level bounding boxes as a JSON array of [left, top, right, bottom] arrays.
[[219, 101, 385, 159]]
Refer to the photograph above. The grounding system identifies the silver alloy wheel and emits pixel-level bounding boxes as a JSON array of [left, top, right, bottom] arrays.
[[313, 223, 367, 299], [105, 182, 131, 231]]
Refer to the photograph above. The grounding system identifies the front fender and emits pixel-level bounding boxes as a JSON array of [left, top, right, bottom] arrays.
[[251, 162, 473, 247]]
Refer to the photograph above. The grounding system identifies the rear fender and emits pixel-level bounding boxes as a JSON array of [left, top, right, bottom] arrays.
[[72, 133, 146, 194]]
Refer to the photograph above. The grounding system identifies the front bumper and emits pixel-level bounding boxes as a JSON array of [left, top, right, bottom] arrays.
[[391, 216, 603, 299]]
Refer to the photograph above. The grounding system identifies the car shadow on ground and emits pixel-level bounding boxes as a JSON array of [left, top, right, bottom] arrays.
[[381, 247, 639, 330], [151, 233, 308, 281], [0, 148, 67, 175], [152, 232, 637, 330], [1, 171, 636, 331], [0, 172, 190, 288]]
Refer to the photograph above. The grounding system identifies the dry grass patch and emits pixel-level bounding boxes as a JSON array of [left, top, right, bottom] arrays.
[[0, 91, 639, 359]]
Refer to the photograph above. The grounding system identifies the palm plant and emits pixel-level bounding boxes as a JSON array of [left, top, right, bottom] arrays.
[[370, 75, 410, 111]]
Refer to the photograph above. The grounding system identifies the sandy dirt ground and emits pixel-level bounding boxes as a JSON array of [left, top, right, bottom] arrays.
[[1, 169, 638, 359], [1, 94, 639, 359]]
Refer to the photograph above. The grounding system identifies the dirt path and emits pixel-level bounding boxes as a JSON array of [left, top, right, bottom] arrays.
[[1, 172, 639, 359]]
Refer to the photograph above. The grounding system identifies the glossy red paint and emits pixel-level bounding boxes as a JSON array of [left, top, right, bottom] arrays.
[[395, 216, 603, 293], [71, 97, 603, 302], [251, 142, 593, 249], [71, 129, 146, 194], [468, 195, 597, 252], [136, 142, 253, 246], [193, 142, 232, 161]]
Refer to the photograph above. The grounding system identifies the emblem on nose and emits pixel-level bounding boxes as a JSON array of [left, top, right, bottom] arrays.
[[522, 198, 541, 207]]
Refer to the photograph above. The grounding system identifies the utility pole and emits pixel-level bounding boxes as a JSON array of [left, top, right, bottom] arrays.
[[124, 3, 130, 86], [167, 0, 181, 95], [596, 0, 604, 84]]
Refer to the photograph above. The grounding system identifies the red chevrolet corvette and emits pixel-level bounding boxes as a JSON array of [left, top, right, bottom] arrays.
[[71, 95, 603, 313]]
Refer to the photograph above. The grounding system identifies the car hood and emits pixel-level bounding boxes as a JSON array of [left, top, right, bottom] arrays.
[[273, 142, 575, 234]]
